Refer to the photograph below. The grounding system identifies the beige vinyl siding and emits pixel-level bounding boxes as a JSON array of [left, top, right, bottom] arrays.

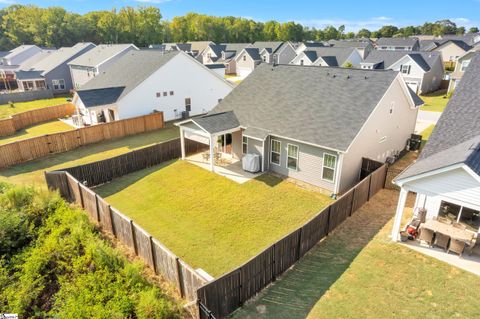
[[231, 130, 243, 159], [339, 76, 418, 193], [267, 135, 337, 192]]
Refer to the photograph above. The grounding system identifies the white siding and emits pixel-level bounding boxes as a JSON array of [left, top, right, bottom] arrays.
[[116, 53, 233, 121]]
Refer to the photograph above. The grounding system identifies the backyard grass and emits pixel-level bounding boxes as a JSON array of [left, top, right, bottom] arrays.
[[0, 120, 73, 145], [419, 90, 450, 112], [0, 96, 69, 118], [95, 160, 332, 276], [306, 191, 480, 319], [0, 123, 179, 186]]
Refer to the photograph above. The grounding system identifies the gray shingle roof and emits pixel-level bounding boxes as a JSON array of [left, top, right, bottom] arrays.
[[436, 39, 472, 52], [213, 64, 401, 151], [77, 87, 125, 108], [14, 70, 44, 80], [329, 40, 371, 49], [302, 47, 357, 66], [441, 33, 480, 46], [68, 44, 136, 67], [377, 37, 419, 47], [79, 50, 179, 103], [397, 52, 480, 180], [3, 45, 39, 60], [243, 48, 262, 61], [363, 50, 441, 71], [206, 63, 225, 69], [193, 111, 240, 134], [30, 43, 95, 75], [251, 41, 284, 53], [419, 40, 439, 51]]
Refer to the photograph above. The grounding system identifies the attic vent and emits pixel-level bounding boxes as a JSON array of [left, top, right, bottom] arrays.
[[364, 76, 368, 80], [332, 74, 336, 78], [347, 75, 350, 79]]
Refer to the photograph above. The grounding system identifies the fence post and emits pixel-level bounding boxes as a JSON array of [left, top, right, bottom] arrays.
[[325, 206, 331, 236], [148, 235, 156, 273], [382, 164, 388, 189], [175, 257, 185, 298], [130, 220, 138, 255], [296, 228, 303, 261], [349, 188, 356, 217], [94, 194, 100, 222], [366, 175, 373, 202], [109, 206, 116, 236], [77, 182, 84, 208]]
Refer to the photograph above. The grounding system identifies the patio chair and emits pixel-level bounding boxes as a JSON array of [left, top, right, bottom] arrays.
[[418, 228, 434, 247], [434, 232, 450, 251], [452, 222, 467, 230], [448, 238, 466, 256]]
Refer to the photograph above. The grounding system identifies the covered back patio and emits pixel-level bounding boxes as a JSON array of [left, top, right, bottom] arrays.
[[176, 112, 265, 184]]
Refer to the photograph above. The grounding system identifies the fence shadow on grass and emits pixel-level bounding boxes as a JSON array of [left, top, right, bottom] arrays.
[[230, 190, 396, 319]]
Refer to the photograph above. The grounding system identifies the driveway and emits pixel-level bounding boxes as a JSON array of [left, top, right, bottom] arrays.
[[230, 189, 399, 319], [415, 110, 441, 134]]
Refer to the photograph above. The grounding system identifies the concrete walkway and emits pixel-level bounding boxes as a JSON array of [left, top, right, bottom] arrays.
[[415, 110, 442, 134], [230, 190, 398, 319]]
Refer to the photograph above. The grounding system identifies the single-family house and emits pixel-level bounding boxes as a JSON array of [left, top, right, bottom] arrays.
[[270, 42, 298, 65], [205, 63, 226, 77], [176, 64, 422, 195], [187, 41, 215, 57], [0, 45, 42, 66], [290, 47, 362, 67], [234, 42, 285, 77], [295, 42, 326, 55], [391, 52, 480, 241], [329, 40, 374, 59], [447, 47, 480, 92], [419, 40, 440, 52], [15, 43, 95, 94], [441, 33, 480, 46], [200, 43, 251, 65], [68, 44, 138, 89], [376, 37, 420, 51], [73, 50, 234, 126], [360, 50, 444, 94], [433, 40, 472, 63]]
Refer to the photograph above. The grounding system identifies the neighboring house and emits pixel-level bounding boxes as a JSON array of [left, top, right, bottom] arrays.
[[0, 45, 42, 66], [73, 50, 234, 126], [0, 49, 55, 91], [271, 42, 298, 65], [376, 37, 420, 51], [234, 48, 262, 78], [68, 44, 138, 89], [187, 41, 215, 57], [177, 64, 422, 195], [433, 40, 472, 63], [441, 33, 480, 46], [205, 63, 226, 77], [447, 48, 480, 92], [295, 42, 326, 55], [290, 47, 362, 67], [360, 50, 444, 94], [251, 41, 284, 63], [419, 40, 440, 52], [391, 52, 480, 240], [200, 43, 251, 65], [329, 40, 374, 59], [15, 43, 95, 93]]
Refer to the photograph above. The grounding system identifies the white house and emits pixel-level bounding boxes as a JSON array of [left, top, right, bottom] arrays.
[[360, 50, 444, 94], [73, 50, 234, 126], [68, 44, 138, 89], [376, 38, 420, 51], [391, 52, 480, 241], [290, 47, 362, 67], [448, 48, 479, 92], [0, 45, 42, 66]]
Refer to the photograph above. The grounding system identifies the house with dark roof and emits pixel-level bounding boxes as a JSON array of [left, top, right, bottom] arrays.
[[73, 50, 234, 126], [271, 42, 298, 65], [433, 39, 473, 63], [176, 64, 422, 195], [290, 47, 363, 67], [234, 42, 285, 77], [376, 37, 420, 51], [295, 42, 327, 55], [391, 52, 480, 241], [14, 43, 95, 93], [68, 44, 138, 89], [360, 50, 444, 94], [329, 40, 374, 59], [200, 43, 251, 75]]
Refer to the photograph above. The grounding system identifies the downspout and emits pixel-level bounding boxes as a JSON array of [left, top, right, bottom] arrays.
[[333, 152, 344, 197]]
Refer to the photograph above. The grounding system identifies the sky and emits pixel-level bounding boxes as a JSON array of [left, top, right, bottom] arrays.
[[0, 0, 479, 32]]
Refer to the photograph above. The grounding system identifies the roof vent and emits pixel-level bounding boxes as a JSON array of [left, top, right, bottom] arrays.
[[332, 74, 336, 78], [365, 76, 368, 79], [347, 75, 350, 79]]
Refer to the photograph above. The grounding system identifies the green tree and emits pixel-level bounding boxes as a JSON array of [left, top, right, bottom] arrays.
[[357, 28, 371, 38], [468, 27, 479, 33], [378, 25, 399, 37]]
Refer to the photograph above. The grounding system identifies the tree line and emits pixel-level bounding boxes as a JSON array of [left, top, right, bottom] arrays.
[[0, 4, 478, 50]]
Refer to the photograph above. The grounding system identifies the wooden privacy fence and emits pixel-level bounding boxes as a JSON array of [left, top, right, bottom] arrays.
[[0, 103, 76, 136], [0, 112, 164, 169], [45, 169, 208, 302], [197, 161, 388, 319]]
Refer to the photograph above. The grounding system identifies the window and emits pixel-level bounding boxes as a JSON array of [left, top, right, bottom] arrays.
[[156, 92, 161, 98], [460, 60, 470, 72], [300, 59, 304, 65], [262, 55, 266, 62], [400, 65, 411, 74], [52, 79, 65, 91], [270, 139, 281, 165], [170, 91, 174, 96], [163, 92, 167, 97], [243, 55, 246, 61], [439, 201, 480, 231], [242, 136, 248, 154], [287, 144, 299, 170], [389, 102, 395, 114], [185, 98, 191, 112], [322, 153, 337, 182]]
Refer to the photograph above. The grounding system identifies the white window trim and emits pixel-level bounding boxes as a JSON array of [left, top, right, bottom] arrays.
[[52, 79, 65, 91], [242, 136, 248, 154], [286, 143, 299, 171], [270, 139, 281, 166], [321, 153, 337, 182]]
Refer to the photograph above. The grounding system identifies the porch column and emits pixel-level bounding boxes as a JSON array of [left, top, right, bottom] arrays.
[[391, 187, 409, 241], [209, 135, 215, 172], [180, 127, 186, 160]]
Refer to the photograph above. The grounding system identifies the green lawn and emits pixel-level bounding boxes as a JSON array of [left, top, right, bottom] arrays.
[[0, 96, 70, 118], [95, 161, 332, 276], [0, 123, 179, 187], [0, 120, 73, 145], [306, 191, 480, 318], [419, 90, 450, 112], [420, 124, 435, 142]]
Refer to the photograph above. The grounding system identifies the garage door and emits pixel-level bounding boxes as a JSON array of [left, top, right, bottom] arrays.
[[236, 68, 252, 78], [405, 81, 419, 93]]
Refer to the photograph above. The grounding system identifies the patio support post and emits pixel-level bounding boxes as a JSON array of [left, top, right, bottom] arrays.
[[391, 187, 409, 241], [209, 135, 215, 172], [180, 128, 186, 160]]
